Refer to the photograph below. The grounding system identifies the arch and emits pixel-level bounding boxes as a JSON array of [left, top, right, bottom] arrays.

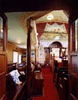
[[49, 41, 62, 48]]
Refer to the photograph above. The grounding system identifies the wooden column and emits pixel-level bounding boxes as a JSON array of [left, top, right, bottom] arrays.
[[72, 22, 75, 51], [68, 22, 71, 52], [77, 22, 78, 51], [69, 22, 75, 52], [3, 17, 7, 51], [26, 18, 32, 99]]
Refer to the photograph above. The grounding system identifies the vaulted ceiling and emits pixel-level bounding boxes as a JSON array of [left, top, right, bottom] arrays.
[[5, 10, 68, 49]]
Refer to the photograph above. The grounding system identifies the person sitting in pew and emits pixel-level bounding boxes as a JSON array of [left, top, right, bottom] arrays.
[[6, 69, 26, 100], [53, 60, 58, 82]]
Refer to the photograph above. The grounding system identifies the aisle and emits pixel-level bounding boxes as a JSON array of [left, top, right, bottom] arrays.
[[32, 66, 59, 100]]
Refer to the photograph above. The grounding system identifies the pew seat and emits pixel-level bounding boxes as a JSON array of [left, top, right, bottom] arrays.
[[6, 74, 26, 100], [32, 72, 44, 96], [6, 63, 27, 100], [56, 67, 68, 87], [59, 76, 69, 100]]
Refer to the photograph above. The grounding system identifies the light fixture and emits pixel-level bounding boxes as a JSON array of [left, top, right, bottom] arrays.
[[17, 40, 21, 44], [47, 14, 54, 20], [1, 29, 3, 33], [62, 48, 65, 52]]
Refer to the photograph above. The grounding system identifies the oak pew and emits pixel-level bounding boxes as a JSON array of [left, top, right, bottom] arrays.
[[58, 73, 69, 100], [6, 63, 27, 100], [56, 67, 68, 87], [32, 71, 44, 96]]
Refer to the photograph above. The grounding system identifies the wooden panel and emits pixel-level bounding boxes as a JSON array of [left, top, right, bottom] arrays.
[[69, 52, 78, 100], [69, 93, 77, 100], [68, 15, 78, 100], [0, 54, 6, 100], [69, 73, 77, 98], [32, 72, 44, 95], [0, 55, 6, 73], [0, 74, 6, 99]]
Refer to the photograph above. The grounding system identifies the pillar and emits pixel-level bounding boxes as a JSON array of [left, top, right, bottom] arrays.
[[26, 18, 32, 99]]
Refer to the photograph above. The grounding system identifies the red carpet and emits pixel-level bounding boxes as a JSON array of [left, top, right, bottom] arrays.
[[32, 66, 59, 100]]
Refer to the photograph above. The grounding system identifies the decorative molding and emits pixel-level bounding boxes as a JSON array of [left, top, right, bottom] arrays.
[[44, 23, 67, 33]]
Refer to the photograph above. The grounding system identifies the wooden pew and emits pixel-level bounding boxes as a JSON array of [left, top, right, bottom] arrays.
[[6, 63, 27, 100], [32, 71, 44, 96], [58, 72, 69, 100], [7, 63, 16, 73], [56, 67, 68, 88]]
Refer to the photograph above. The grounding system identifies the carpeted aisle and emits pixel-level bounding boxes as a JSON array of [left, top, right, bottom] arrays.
[[32, 66, 59, 100]]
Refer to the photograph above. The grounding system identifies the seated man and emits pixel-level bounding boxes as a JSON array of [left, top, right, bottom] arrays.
[[53, 60, 58, 82]]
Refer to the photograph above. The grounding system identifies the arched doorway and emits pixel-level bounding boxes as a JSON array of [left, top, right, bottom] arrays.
[[49, 41, 62, 58], [49, 41, 63, 70]]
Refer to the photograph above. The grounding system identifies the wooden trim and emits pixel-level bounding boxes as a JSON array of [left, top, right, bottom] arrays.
[[0, 72, 5, 76], [69, 22, 75, 52], [68, 21, 70, 52], [69, 11, 78, 23], [0, 94, 6, 100], [69, 51, 78, 56], [0, 13, 7, 20], [69, 93, 77, 100], [0, 51, 6, 55], [13, 82, 26, 100]]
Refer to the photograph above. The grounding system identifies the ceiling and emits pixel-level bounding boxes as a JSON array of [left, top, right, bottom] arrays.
[[5, 10, 68, 49], [36, 10, 68, 23], [5, 12, 38, 49], [36, 10, 68, 48]]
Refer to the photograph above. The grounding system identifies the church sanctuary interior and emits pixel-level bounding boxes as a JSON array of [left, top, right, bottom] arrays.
[[0, 0, 78, 100]]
